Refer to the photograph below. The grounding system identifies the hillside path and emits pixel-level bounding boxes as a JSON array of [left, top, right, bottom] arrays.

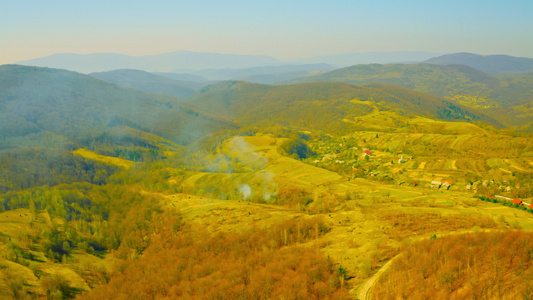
[[357, 255, 399, 300], [356, 228, 504, 299]]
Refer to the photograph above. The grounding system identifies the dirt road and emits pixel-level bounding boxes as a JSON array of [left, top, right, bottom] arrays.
[[357, 255, 400, 300]]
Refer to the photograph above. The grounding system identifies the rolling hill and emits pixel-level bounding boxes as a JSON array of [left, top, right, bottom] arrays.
[[179, 63, 334, 82], [152, 72, 209, 82], [89, 69, 207, 99], [191, 80, 502, 135], [289, 63, 533, 126], [424, 52, 533, 75], [0, 65, 236, 146], [296, 51, 441, 66]]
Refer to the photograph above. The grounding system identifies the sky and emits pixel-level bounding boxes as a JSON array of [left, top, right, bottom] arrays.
[[2, 0, 532, 65]]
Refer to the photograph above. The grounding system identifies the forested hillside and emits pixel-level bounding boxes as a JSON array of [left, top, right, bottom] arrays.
[[0, 64, 236, 193], [290, 63, 533, 127], [374, 231, 533, 299], [0, 65, 236, 145], [191, 80, 501, 134]]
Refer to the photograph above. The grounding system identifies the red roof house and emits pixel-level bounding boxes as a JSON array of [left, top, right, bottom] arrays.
[[512, 198, 523, 205]]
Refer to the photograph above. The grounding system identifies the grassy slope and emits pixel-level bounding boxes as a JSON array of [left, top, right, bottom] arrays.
[[0, 209, 109, 298], [73, 149, 135, 169]]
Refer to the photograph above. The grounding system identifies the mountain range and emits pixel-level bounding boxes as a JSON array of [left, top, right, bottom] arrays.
[[7, 50, 533, 130], [12, 50, 467, 74], [15, 51, 280, 73], [297, 51, 441, 66], [424, 52, 533, 75]]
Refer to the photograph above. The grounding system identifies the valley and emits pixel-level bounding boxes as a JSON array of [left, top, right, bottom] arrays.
[[1, 62, 532, 299], [3, 0, 533, 298]]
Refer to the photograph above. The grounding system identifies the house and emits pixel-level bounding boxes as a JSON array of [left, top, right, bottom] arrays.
[[512, 198, 523, 205], [431, 180, 442, 188], [441, 181, 452, 190], [529, 204, 533, 209], [364, 150, 372, 156]]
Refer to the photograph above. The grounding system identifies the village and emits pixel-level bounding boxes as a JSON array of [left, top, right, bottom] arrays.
[[303, 132, 529, 198]]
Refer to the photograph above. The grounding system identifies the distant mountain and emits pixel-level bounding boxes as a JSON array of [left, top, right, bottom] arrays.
[[290, 63, 533, 126], [0, 65, 236, 146], [291, 63, 497, 98], [178, 63, 334, 82], [297, 51, 441, 67], [191, 80, 501, 135], [424, 52, 533, 75], [15, 51, 281, 73], [235, 70, 324, 85], [89, 69, 207, 99], [152, 72, 209, 82]]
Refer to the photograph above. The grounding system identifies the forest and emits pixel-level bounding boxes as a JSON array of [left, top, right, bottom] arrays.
[[373, 231, 533, 299]]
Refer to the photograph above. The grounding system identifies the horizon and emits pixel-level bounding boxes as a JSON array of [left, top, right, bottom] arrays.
[[2, 0, 533, 65], [11, 49, 533, 62]]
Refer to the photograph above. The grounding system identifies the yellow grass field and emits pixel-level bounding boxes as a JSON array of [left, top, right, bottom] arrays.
[[73, 148, 135, 169]]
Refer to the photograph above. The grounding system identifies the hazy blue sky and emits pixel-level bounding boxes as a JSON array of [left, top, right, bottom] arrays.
[[2, 0, 532, 64]]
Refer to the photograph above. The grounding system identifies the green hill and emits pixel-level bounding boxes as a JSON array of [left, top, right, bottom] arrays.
[[190, 80, 502, 135], [0, 65, 236, 192], [290, 63, 533, 126], [0, 65, 236, 146]]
